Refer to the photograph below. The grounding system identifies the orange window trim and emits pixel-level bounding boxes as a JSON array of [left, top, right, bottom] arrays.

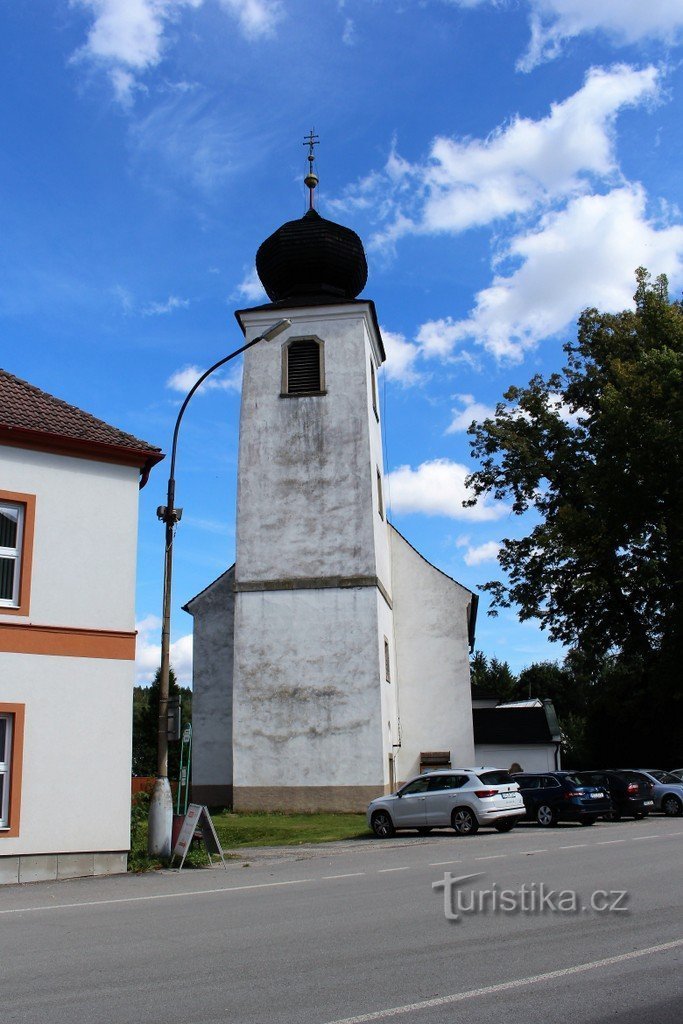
[[0, 622, 136, 660], [0, 702, 25, 838], [0, 490, 36, 617]]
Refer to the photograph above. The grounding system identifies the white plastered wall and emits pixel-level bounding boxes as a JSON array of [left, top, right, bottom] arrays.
[[390, 526, 475, 781], [0, 653, 133, 855], [0, 445, 140, 858], [474, 744, 560, 773], [233, 587, 385, 788], [185, 569, 235, 793], [0, 446, 139, 631]]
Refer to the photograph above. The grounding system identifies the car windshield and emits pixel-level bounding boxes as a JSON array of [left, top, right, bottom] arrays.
[[563, 774, 595, 787], [565, 773, 603, 787], [648, 770, 680, 784]]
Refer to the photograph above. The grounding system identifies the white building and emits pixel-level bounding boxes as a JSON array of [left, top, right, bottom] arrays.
[[185, 197, 477, 812], [0, 370, 162, 884]]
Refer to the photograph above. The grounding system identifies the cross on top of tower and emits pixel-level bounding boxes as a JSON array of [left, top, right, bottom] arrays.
[[303, 129, 319, 210]]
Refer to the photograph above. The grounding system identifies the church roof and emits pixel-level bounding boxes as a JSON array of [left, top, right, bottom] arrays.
[[0, 368, 163, 481], [256, 209, 368, 304]]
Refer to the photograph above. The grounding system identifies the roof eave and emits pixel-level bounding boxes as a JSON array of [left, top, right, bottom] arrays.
[[0, 424, 165, 479]]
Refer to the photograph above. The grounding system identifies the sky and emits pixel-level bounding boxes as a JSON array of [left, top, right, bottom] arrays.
[[3, 1, 683, 685]]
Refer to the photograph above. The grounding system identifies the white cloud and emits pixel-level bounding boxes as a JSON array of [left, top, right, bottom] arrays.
[[387, 458, 507, 520], [342, 17, 356, 45], [166, 363, 243, 393], [71, 0, 282, 104], [142, 294, 190, 316], [135, 615, 193, 685], [446, 394, 495, 433], [461, 539, 502, 566], [129, 91, 254, 191], [219, 0, 282, 39], [519, 1, 683, 71], [441, 1, 683, 70], [381, 327, 423, 384], [334, 65, 660, 247], [233, 267, 268, 303], [437, 185, 683, 360]]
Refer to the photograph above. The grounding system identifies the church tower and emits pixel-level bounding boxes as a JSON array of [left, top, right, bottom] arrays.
[[185, 141, 476, 811], [231, 143, 398, 810]]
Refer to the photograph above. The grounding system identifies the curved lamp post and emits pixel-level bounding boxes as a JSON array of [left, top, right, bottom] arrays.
[[148, 317, 292, 857]]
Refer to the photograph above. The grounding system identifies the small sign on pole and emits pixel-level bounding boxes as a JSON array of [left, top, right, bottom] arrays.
[[170, 803, 227, 870]]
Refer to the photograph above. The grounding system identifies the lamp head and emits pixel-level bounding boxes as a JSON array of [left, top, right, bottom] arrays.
[[260, 318, 291, 342]]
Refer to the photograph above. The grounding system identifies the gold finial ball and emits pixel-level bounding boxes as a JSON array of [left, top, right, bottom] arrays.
[[304, 172, 319, 189]]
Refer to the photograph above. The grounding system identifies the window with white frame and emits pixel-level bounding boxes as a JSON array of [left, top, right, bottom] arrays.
[[0, 502, 24, 607], [0, 713, 14, 829]]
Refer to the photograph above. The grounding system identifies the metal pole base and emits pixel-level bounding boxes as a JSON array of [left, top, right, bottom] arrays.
[[148, 777, 173, 858]]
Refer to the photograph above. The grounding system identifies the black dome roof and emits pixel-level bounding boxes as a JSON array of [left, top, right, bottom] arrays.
[[256, 209, 368, 303]]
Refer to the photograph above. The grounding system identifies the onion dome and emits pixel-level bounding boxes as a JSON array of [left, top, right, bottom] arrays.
[[255, 209, 368, 303]]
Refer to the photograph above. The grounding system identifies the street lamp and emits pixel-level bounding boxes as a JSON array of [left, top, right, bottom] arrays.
[[148, 317, 292, 857]]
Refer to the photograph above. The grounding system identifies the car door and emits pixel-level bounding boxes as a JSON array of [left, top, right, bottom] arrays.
[[515, 775, 541, 816], [393, 777, 430, 826], [424, 774, 469, 826]]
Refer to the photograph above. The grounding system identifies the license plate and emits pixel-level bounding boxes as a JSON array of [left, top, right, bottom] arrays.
[[502, 792, 516, 800], [590, 793, 603, 799], [644, 800, 654, 806]]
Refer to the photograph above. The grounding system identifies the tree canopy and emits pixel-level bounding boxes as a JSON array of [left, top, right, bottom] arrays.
[[466, 270, 683, 763], [132, 668, 192, 780]]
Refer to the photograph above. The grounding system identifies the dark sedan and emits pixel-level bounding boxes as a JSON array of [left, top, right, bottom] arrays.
[[582, 770, 654, 820], [511, 771, 612, 826]]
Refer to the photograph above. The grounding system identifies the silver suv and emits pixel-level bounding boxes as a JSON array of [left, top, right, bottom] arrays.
[[367, 767, 525, 837]]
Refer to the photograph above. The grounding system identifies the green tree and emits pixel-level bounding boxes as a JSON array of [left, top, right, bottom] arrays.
[[132, 668, 192, 780], [470, 651, 518, 701], [466, 270, 683, 764]]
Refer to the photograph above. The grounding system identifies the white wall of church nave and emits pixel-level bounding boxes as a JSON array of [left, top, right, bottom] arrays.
[[390, 527, 475, 781], [232, 586, 385, 787]]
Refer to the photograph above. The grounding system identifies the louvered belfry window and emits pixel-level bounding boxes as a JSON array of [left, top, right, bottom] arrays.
[[286, 339, 322, 395]]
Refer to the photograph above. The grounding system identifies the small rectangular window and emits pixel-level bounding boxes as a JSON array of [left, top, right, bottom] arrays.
[[370, 360, 379, 420], [285, 339, 323, 395], [0, 502, 24, 607], [376, 468, 384, 519], [0, 713, 15, 829], [384, 638, 391, 681]]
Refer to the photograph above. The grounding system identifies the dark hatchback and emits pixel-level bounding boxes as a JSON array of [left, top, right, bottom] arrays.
[[581, 770, 654, 820], [512, 771, 612, 827]]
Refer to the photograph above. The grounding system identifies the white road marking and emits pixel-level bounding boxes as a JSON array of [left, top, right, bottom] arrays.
[[0, 877, 316, 916], [321, 872, 366, 880], [597, 840, 626, 846], [520, 849, 547, 855], [320, 938, 683, 1024], [631, 835, 662, 840], [475, 854, 506, 861], [377, 867, 411, 873], [559, 844, 587, 850], [428, 860, 461, 867]]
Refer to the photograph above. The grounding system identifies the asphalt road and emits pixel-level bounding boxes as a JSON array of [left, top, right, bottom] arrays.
[[2, 817, 682, 1024]]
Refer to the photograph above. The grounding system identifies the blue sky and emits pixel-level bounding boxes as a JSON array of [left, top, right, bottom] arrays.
[[3, 2, 683, 683]]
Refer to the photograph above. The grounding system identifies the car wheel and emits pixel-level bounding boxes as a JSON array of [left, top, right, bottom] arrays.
[[371, 810, 396, 838], [494, 819, 516, 833], [606, 808, 621, 822], [416, 827, 433, 835], [536, 804, 557, 827], [580, 817, 596, 826], [451, 808, 479, 836], [634, 811, 646, 820], [662, 794, 683, 817]]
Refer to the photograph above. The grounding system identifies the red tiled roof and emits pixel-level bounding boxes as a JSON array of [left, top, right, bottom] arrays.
[[0, 368, 163, 471]]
